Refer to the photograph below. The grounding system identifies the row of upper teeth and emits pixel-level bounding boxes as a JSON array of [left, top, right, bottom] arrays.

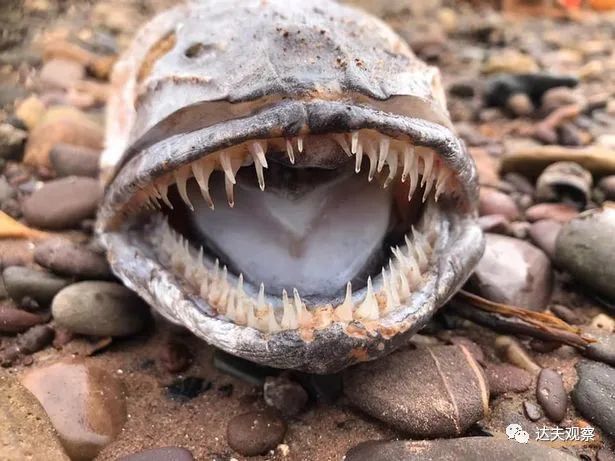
[[134, 130, 454, 211], [151, 218, 434, 333]]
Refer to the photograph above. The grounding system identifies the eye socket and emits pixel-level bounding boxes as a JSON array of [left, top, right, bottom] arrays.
[[184, 42, 213, 59]]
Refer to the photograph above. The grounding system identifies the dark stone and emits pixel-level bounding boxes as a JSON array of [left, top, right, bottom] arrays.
[[3, 265, 70, 307], [345, 437, 577, 461], [227, 411, 286, 456], [343, 345, 489, 437], [166, 377, 211, 401], [263, 376, 309, 417], [0, 301, 48, 334], [34, 238, 112, 280], [17, 324, 55, 353], [573, 360, 615, 438], [550, 304, 582, 325], [536, 368, 567, 423], [49, 143, 101, 178], [116, 447, 195, 461], [484, 73, 578, 109], [485, 363, 532, 396], [295, 372, 343, 404], [583, 333, 615, 367]]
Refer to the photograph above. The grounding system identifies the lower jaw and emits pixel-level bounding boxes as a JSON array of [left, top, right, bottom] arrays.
[[99, 201, 484, 373]]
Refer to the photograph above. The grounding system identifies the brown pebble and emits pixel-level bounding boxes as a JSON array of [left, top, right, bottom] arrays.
[[484, 363, 532, 396], [479, 188, 520, 220], [525, 203, 578, 223], [227, 411, 287, 456], [448, 336, 485, 365], [528, 219, 562, 259], [34, 238, 111, 279], [536, 368, 567, 423], [50, 143, 101, 178], [0, 301, 49, 334]]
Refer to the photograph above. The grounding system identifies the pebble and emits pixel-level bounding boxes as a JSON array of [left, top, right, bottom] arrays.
[[583, 333, 615, 366], [14, 95, 45, 130], [263, 376, 309, 417], [555, 207, 615, 301], [479, 187, 520, 220], [527, 219, 562, 259], [447, 336, 485, 365], [535, 162, 592, 208], [23, 106, 103, 167], [484, 363, 532, 396], [525, 203, 578, 223], [536, 368, 567, 423], [39, 58, 85, 90], [0, 122, 27, 160], [227, 411, 287, 456], [22, 359, 126, 459], [550, 304, 582, 325], [16, 324, 55, 354], [0, 375, 70, 460], [0, 301, 48, 334], [470, 233, 553, 311], [495, 336, 541, 374], [557, 122, 584, 147], [50, 143, 101, 178], [541, 86, 586, 113], [572, 360, 615, 437], [598, 176, 615, 200], [344, 437, 577, 461], [22, 176, 101, 229], [478, 214, 510, 234], [482, 50, 538, 75], [3, 266, 70, 306], [506, 92, 534, 116], [343, 345, 489, 437], [523, 401, 543, 421], [34, 238, 111, 279], [52, 281, 149, 337], [117, 447, 195, 461], [591, 314, 615, 333]]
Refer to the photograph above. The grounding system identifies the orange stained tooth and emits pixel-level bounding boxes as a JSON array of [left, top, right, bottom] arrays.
[[355, 277, 379, 320], [335, 282, 354, 322], [281, 289, 298, 329]]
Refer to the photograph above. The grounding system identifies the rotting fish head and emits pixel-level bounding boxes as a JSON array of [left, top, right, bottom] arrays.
[[96, 0, 485, 373]]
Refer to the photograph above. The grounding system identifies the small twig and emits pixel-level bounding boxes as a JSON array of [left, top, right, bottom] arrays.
[[449, 290, 594, 350]]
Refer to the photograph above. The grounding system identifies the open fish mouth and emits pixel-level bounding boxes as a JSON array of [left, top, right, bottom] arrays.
[[96, 1, 484, 373]]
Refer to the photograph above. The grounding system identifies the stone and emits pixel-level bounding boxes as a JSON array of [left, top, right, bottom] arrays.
[[3, 266, 70, 306], [479, 187, 520, 220], [535, 162, 592, 208], [159, 340, 192, 373], [16, 324, 55, 354], [343, 345, 489, 437], [0, 375, 70, 460], [23, 106, 103, 167], [345, 438, 577, 461], [39, 58, 85, 90], [598, 175, 615, 200], [469, 147, 499, 187], [583, 333, 615, 366], [482, 50, 538, 75], [227, 411, 287, 456], [572, 360, 615, 437], [478, 214, 511, 234], [117, 447, 195, 461], [523, 401, 543, 421], [484, 363, 532, 396], [263, 376, 309, 416], [591, 314, 615, 333], [550, 304, 582, 325], [34, 238, 112, 279], [555, 207, 615, 301], [52, 281, 149, 337], [506, 92, 534, 116], [50, 143, 101, 178], [525, 203, 578, 223], [528, 219, 562, 259], [470, 234, 553, 311], [14, 95, 46, 130], [501, 145, 615, 178], [22, 359, 127, 460], [0, 301, 48, 334], [541, 86, 586, 113], [536, 368, 567, 423], [22, 176, 102, 230], [0, 122, 27, 160]]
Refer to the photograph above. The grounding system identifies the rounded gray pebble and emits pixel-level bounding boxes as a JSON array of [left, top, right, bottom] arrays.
[[536, 368, 567, 423], [3, 266, 70, 306]]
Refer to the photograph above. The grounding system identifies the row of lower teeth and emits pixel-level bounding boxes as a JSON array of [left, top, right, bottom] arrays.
[[135, 130, 454, 211], [151, 218, 434, 333]]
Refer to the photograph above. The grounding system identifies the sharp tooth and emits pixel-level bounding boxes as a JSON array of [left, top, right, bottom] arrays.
[[355, 277, 379, 320], [213, 259, 220, 280], [249, 141, 268, 168], [267, 305, 281, 332], [422, 172, 435, 203], [174, 169, 193, 210], [199, 274, 209, 299], [435, 167, 451, 202], [332, 134, 352, 156], [281, 289, 298, 329], [225, 176, 235, 207], [218, 266, 229, 305], [355, 140, 364, 173], [383, 150, 398, 188], [398, 270, 410, 299], [351, 131, 359, 154], [293, 289, 311, 327], [297, 137, 304, 153], [247, 300, 259, 329], [382, 268, 395, 312], [285, 139, 295, 164], [365, 140, 377, 182], [220, 152, 236, 184], [224, 289, 235, 318], [156, 183, 173, 209], [377, 137, 390, 172], [335, 282, 354, 322], [192, 161, 215, 209], [408, 159, 419, 201], [420, 150, 434, 187], [401, 144, 415, 183]]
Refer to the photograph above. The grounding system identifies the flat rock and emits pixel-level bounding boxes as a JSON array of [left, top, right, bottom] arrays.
[[343, 345, 489, 437], [555, 207, 615, 301], [117, 447, 195, 461], [345, 437, 577, 461], [52, 281, 149, 337], [22, 176, 102, 230], [0, 375, 70, 461], [528, 219, 562, 259], [263, 376, 308, 417], [34, 238, 112, 279], [22, 359, 127, 460], [484, 363, 532, 396], [536, 368, 567, 423], [3, 265, 70, 306], [226, 411, 287, 456], [50, 143, 101, 178], [572, 360, 615, 437], [470, 233, 553, 311]]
